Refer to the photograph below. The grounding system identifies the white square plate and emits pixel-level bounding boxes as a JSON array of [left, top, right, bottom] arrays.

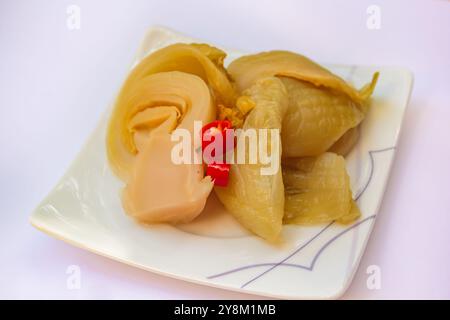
[[30, 26, 413, 299]]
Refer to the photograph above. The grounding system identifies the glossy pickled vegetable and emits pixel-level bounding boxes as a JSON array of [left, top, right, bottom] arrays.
[[228, 50, 378, 104], [337, 200, 361, 225], [283, 153, 359, 225], [280, 77, 364, 157], [329, 126, 361, 156], [107, 43, 236, 181], [214, 77, 288, 241], [106, 43, 237, 223], [106, 43, 378, 238]]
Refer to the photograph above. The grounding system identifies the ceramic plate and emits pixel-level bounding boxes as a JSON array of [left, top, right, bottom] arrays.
[[30, 26, 413, 299]]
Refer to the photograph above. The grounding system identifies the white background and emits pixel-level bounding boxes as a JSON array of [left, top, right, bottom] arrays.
[[1, 0, 449, 299]]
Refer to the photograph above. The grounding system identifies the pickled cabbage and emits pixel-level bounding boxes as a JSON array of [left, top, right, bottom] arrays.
[[106, 44, 237, 223], [280, 77, 364, 157], [214, 77, 288, 241], [283, 153, 359, 225], [228, 50, 378, 104]]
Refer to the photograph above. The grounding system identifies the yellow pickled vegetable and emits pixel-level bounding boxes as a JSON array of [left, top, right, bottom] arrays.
[[106, 43, 238, 223], [107, 43, 235, 181], [214, 77, 288, 241], [118, 72, 216, 223], [105, 42, 377, 238], [227, 51, 378, 158], [280, 77, 364, 157], [337, 200, 361, 225], [328, 126, 360, 156], [283, 153, 359, 225], [228, 50, 378, 104]]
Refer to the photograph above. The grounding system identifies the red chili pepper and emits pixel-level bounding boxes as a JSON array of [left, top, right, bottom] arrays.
[[201, 120, 234, 164], [201, 120, 233, 160], [205, 163, 230, 187], [201, 120, 234, 187]]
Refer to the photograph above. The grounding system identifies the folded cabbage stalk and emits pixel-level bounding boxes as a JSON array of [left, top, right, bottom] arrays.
[[283, 153, 360, 225], [228, 50, 378, 104], [106, 43, 237, 223], [280, 77, 364, 157], [214, 77, 288, 241], [215, 51, 378, 237], [108, 43, 235, 180], [329, 127, 361, 156], [228, 51, 378, 158], [120, 72, 215, 223]]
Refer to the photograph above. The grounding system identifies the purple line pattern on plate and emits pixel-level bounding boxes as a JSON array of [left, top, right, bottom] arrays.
[[355, 146, 396, 200], [207, 146, 395, 288], [208, 215, 375, 288]]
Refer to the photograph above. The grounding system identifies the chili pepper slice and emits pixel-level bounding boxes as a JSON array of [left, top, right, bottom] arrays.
[[202, 119, 232, 148], [201, 120, 234, 187], [205, 163, 231, 187]]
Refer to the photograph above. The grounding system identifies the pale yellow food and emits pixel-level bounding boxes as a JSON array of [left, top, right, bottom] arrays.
[[337, 200, 362, 225], [280, 77, 364, 157], [214, 77, 288, 241], [228, 51, 378, 158], [106, 43, 378, 239], [217, 50, 377, 235], [283, 153, 360, 225], [329, 126, 361, 156], [106, 43, 236, 223], [107, 43, 236, 181], [228, 50, 378, 104], [120, 72, 215, 223]]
